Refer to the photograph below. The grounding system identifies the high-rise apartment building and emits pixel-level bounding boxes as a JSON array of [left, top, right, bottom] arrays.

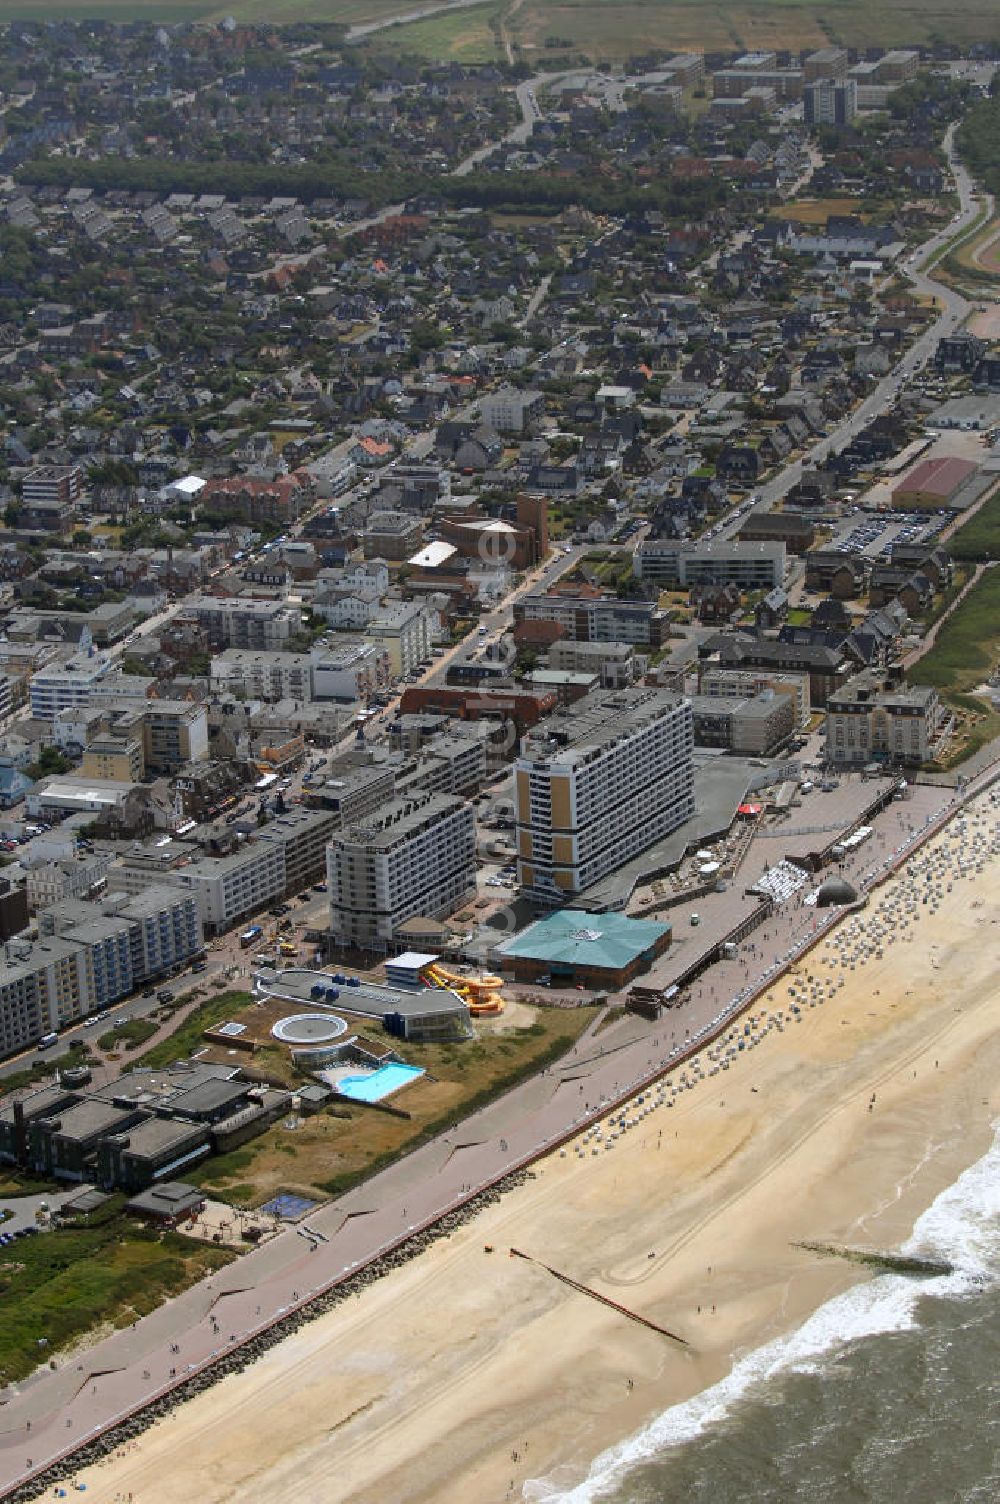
[[804, 77, 858, 125], [365, 602, 433, 677], [327, 792, 476, 950], [515, 687, 694, 902], [116, 810, 336, 933], [22, 465, 83, 507]]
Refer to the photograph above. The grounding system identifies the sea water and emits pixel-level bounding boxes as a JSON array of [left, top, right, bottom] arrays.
[[526, 1123, 1000, 1504]]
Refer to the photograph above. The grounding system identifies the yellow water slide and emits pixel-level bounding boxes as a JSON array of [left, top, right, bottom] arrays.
[[423, 962, 505, 1015]]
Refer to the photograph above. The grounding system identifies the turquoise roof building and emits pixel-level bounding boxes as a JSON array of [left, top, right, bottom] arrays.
[[498, 909, 671, 988]]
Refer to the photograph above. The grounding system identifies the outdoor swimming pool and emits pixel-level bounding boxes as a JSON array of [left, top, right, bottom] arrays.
[[336, 1063, 425, 1102]]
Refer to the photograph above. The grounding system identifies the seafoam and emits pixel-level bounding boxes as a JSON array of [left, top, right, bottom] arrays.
[[523, 1120, 1000, 1504]]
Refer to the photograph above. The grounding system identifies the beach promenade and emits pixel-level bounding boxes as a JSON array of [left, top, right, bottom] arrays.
[[0, 769, 989, 1499]]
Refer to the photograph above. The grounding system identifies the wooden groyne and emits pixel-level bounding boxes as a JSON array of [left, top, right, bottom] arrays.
[[509, 1248, 690, 1346], [795, 1241, 953, 1277]]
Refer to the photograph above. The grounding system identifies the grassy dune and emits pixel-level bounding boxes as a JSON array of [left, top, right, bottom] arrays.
[[3, 0, 998, 55]]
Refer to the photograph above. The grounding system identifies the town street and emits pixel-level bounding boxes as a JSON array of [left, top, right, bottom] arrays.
[[2, 750, 994, 1494]]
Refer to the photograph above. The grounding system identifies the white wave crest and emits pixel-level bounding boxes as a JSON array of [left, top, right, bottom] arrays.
[[524, 1122, 1000, 1504]]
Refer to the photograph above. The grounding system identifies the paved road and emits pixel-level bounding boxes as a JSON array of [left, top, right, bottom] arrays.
[[453, 69, 564, 175], [345, 0, 493, 40], [719, 123, 985, 538], [0, 945, 238, 1086], [2, 763, 991, 1494], [0, 99, 993, 1501]]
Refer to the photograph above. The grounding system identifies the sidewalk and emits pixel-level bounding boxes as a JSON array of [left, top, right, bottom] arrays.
[[0, 769, 993, 1495]]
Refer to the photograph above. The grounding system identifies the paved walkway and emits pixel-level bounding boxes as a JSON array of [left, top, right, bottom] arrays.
[[1, 766, 988, 1495], [902, 560, 988, 671]]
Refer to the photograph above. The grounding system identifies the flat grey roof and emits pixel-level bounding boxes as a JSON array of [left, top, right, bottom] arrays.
[[126, 1181, 205, 1216], [520, 687, 685, 767], [549, 640, 633, 659], [214, 648, 313, 668], [168, 1079, 251, 1117], [260, 968, 468, 1019], [527, 670, 599, 687], [2, 934, 86, 982], [0, 1083, 78, 1126], [50, 1100, 137, 1141], [115, 1116, 208, 1156], [118, 884, 195, 919], [92, 1062, 238, 1106], [690, 694, 785, 721], [319, 764, 395, 792], [336, 792, 467, 849]]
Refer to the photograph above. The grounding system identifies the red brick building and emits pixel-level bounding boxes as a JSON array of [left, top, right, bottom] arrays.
[[202, 473, 313, 525]]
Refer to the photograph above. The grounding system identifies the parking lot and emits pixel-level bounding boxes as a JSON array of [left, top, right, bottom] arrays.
[[825, 507, 948, 560]]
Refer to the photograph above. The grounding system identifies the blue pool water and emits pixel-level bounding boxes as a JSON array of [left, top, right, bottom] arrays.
[[336, 1063, 425, 1102]]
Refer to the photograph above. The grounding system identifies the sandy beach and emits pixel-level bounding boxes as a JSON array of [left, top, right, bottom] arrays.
[[71, 801, 1000, 1504]]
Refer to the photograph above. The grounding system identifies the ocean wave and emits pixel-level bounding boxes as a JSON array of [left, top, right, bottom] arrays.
[[524, 1121, 1000, 1504], [905, 1120, 1000, 1282]]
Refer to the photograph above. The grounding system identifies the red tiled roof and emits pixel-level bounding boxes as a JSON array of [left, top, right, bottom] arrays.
[[893, 456, 976, 499]]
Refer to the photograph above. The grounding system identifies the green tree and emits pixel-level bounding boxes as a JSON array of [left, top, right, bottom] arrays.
[[29, 746, 70, 779]]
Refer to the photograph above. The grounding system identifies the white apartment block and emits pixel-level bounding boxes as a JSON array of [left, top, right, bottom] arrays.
[[88, 672, 157, 708], [478, 387, 545, 434], [257, 807, 338, 897], [53, 706, 106, 753], [40, 886, 203, 986], [112, 887, 202, 980], [0, 936, 90, 1056], [365, 602, 432, 677], [29, 651, 111, 720], [824, 673, 942, 768], [0, 885, 203, 1056], [116, 811, 335, 933], [515, 687, 694, 902], [311, 589, 382, 631], [327, 792, 476, 950], [181, 597, 301, 651], [342, 559, 390, 594], [634, 540, 786, 589], [699, 666, 811, 729], [210, 649, 314, 704], [514, 593, 668, 646], [310, 639, 391, 702], [155, 842, 287, 932]]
